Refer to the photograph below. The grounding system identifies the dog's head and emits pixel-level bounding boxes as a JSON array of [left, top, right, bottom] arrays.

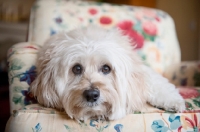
[[31, 26, 147, 120]]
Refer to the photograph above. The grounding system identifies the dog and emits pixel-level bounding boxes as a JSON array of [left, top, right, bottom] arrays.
[[30, 26, 185, 121]]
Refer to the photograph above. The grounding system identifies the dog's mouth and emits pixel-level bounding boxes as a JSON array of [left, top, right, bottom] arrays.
[[75, 98, 103, 108], [85, 100, 102, 107]]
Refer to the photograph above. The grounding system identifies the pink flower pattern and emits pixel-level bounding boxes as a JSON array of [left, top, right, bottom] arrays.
[[99, 16, 112, 25], [143, 21, 158, 36], [117, 20, 144, 49], [179, 88, 200, 99], [135, 9, 159, 22], [24, 46, 38, 50], [117, 19, 159, 48], [88, 8, 98, 15]]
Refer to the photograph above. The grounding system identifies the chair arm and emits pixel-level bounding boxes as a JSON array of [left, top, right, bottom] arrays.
[[7, 42, 40, 113], [163, 61, 200, 87]]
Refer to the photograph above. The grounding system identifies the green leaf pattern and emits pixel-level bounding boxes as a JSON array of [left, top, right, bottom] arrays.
[[12, 86, 27, 106]]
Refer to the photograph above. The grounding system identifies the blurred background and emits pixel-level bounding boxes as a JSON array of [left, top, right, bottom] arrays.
[[0, 0, 199, 131]]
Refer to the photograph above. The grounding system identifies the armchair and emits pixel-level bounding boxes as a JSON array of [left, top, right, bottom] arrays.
[[6, 0, 200, 131]]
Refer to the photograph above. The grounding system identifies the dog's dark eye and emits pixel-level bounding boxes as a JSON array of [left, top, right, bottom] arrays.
[[72, 64, 83, 75], [101, 65, 111, 75]]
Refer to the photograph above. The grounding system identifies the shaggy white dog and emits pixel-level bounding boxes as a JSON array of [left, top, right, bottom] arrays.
[[31, 26, 185, 121]]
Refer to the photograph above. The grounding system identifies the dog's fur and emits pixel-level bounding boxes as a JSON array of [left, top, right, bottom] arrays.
[[31, 26, 185, 121]]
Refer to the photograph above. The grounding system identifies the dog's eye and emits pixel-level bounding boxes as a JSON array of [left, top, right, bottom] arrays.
[[101, 65, 111, 75], [72, 64, 83, 75]]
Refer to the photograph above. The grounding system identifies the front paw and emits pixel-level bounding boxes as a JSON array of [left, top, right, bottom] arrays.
[[163, 97, 186, 112]]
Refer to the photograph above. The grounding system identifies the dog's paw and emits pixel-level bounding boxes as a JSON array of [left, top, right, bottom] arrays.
[[163, 97, 186, 112]]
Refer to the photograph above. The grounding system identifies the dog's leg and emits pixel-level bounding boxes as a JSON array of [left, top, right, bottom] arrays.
[[143, 66, 185, 112]]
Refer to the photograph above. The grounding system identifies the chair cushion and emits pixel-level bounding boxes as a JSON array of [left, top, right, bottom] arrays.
[[6, 87, 200, 132]]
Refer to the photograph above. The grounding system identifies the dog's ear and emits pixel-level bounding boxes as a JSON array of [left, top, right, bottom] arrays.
[[30, 55, 63, 109], [30, 33, 71, 109]]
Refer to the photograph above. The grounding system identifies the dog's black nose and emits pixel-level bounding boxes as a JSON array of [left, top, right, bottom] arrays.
[[83, 89, 100, 102]]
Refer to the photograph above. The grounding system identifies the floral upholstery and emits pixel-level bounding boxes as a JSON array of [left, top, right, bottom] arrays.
[[5, 87, 200, 131], [6, 0, 200, 132], [164, 61, 200, 87]]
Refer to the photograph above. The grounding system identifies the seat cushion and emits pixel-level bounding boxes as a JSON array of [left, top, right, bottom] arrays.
[[6, 87, 200, 132]]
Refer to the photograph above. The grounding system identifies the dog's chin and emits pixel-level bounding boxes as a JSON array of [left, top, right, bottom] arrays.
[[65, 101, 112, 121]]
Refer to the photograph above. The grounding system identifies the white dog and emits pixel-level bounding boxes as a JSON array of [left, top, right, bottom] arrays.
[[31, 26, 185, 121]]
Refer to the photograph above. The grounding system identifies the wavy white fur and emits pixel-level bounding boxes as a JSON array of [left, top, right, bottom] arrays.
[[31, 26, 185, 121]]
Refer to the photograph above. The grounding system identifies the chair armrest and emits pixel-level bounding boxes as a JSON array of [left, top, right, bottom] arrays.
[[7, 42, 40, 113], [164, 61, 200, 87]]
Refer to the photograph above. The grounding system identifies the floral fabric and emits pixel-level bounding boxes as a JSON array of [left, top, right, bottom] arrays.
[[6, 112, 200, 132], [5, 88, 200, 132], [164, 61, 200, 87], [7, 42, 40, 113]]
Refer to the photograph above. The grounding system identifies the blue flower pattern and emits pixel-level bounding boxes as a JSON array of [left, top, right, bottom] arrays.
[[21, 88, 37, 105], [151, 120, 169, 132], [114, 124, 123, 132], [168, 115, 181, 130], [20, 66, 37, 85], [50, 28, 57, 36], [89, 119, 110, 132], [32, 123, 42, 132], [151, 114, 182, 132]]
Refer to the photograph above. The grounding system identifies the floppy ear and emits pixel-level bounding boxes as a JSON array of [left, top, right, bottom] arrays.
[[30, 32, 73, 109], [30, 72, 62, 109], [30, 73, 62, 109], [30, 48, 63, 109]]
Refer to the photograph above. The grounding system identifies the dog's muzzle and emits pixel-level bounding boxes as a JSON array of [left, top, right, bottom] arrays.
[[83, 89, 100, 102]]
